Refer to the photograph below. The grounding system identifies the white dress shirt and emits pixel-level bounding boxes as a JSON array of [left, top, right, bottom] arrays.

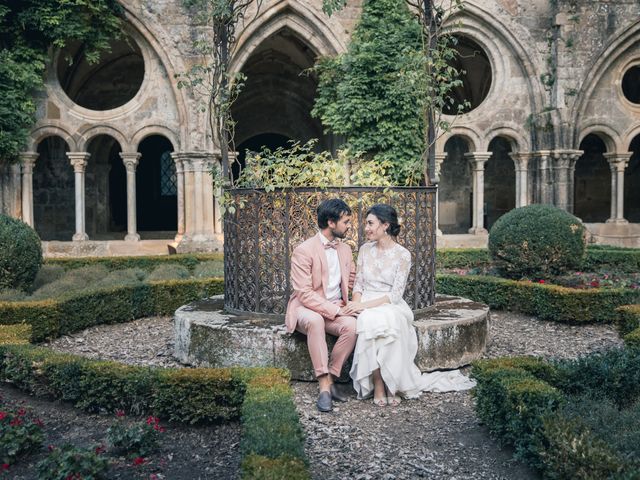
[[319, 233, 342, 314]]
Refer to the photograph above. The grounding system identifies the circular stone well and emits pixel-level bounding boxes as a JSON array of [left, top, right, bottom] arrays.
[[174, 295, 489, 381]]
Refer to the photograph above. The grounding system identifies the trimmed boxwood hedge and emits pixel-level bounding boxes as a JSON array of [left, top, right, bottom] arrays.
[[0, 345, 309, 479], [0, 278, 224, 342], [45, 253, 223, 273], [617, 305, 640, 349], [436, 274, 640, 323], [472, 353, 640, 477]]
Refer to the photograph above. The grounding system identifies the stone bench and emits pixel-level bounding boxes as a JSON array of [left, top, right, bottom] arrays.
[[174, 295, 489, 381]]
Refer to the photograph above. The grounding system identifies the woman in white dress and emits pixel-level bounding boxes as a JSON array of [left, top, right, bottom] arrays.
[[343, 204, 475, 406]]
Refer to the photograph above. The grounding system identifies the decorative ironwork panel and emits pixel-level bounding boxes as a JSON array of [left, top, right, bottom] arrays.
[[224, 187, 436, 315]]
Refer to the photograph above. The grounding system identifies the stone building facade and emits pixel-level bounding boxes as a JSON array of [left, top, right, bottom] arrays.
[[0, 0, 639, 254]]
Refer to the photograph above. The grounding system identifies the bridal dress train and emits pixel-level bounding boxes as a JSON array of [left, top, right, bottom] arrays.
[[349, 241, 476, 399]]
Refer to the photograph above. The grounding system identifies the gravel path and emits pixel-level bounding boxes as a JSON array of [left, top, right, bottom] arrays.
[[43, 310, 624, 479]]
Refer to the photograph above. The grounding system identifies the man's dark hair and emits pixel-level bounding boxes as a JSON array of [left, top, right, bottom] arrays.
[[317, 199, 351, 229]]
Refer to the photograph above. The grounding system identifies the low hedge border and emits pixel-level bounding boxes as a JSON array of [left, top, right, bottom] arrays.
[[45, 253, 223, 273], [472, 356, 637, 477], [435, 247, 640, 272], [617, 305, 640, 349], [436, 274, 640, 323], [0, 345, 309, 479], [0, 278, 224, 342]]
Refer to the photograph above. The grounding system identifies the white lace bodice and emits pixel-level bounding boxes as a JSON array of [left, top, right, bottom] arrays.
[[353, 241, 412, 304]]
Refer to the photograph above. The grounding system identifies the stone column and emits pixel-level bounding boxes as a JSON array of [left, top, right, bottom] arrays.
[[536, 151, 553, 204], [552, 150, 582, 212], [465, 152, 492, 235], [173, 151, 218, 252], [67, 152, 90, 241], [172, 154, 186, 242], [510, 152, 532, 208], [604, 152, 632, 224], [119, 152, 141, 241], [434, 153, 447, 236], [19, 152, 38, 227], [10, 163, 22, 219]]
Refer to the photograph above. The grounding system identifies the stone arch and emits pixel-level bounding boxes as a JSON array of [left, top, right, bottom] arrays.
[[33, 135, 74, 240], [230, 1, 345, 74], [445, 2, 546, 125], [571, 21, 640, 146], [574, 134, 611, 222], [29, 125, 77, 152], [77, 125, 129, 153], [577, 124, 621, 153], [486, 136, 516, 229], [439, 135, 473, 233], [230, 4, 335, 160], [132, 125, 181, 153], [484, 126, 530, 154], [623, 124, 640, 150], [437, 127, 484, 153]]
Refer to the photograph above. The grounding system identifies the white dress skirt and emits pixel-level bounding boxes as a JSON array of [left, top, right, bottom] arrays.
[[349, 242, 476, 399]]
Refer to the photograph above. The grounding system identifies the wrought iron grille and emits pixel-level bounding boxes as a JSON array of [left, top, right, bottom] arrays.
[[223, 186, 437, 316]]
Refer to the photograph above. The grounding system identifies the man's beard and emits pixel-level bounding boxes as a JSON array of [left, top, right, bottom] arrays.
[[331, 227, 347, 239]]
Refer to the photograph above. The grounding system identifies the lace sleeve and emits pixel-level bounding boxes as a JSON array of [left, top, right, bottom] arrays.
[[388, 248, 411, 304], [353, 244, 366, 294]]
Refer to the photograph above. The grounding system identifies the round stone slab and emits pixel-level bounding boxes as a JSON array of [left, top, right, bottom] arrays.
[[174, 295, 489, 381]]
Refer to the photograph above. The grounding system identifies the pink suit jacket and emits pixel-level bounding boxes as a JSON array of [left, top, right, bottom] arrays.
[[285, 233, 357, 333]]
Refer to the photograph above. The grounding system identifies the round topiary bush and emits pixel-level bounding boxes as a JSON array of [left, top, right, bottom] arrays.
[[0, 214, 43, 291], [488, 204, 586, 279]]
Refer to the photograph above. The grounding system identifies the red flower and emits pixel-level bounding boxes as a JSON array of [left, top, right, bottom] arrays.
[[133, 457, 146, 466], [94, 445, 106, 455], [149, 475, 159, 480], [16, 408, 26, 417], [0, 412, 6, 421], [9, 418, 22, 427], [32, 418, 44, 427], [538, 279, 545, 284], [146, 416, 160, 425], [1, 464, 9, 471], [48, 445, 55, 452], [590, 280, 600, 288], [115, 409, 125, 418]]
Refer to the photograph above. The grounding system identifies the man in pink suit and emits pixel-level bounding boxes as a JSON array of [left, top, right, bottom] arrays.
[[285, 198, 357, 412]]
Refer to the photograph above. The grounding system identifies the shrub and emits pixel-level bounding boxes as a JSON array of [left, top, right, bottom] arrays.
[[92, 268, 147, 290], [46, 253, 223, 273], [624, 328, 640, 349], [193, 261, 224, 278], [0, 289, 27, 302], [488, 204, 586, 279], [0, 405, 44, 464], [146, 264, 191, 281], [617, 305, 640, 335], [107, 414, 164, 457], [36, 444, 109, 480], [0, 324, 31, 345], [30, 265, 65, 292], [29, 265, 110, 301], [0, 215, 42, 291]]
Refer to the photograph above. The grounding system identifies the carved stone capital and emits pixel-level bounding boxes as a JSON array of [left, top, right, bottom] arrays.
[[119, 152, 141, 172], [464, 152, 492, 170], [19, 152, 39, 174], [66, 152, 91, 173], [509, 152, 534, 171], [604, 152, 632, 172]]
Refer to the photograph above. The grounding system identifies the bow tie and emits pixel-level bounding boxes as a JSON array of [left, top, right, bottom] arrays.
[[324, 242, 338, 250]]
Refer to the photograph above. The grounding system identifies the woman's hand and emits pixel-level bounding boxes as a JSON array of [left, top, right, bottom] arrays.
[[342, 301, 365, 316]]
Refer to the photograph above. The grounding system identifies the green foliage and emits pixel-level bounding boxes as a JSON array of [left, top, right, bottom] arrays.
[[0, 404, 44, 464], [237, 140, 393, 191], [29, 265, 111, 300], [36, 443, 109, 480], [553, 348, 640, 409], [0, 324, 31, 345], [0, 215, 43, 291], [616, 305, 640, 336], [107, 414, 164, 457], [31, 265, 66, 292], [312, 0, 424, 185], [0, 278, 224, 342], [488, 204, 586, 279], [240, 371, 308, 478], [623, 327, 640, 350], [0, 1, 123, 163], [436, 249, 491, 269], [46, 253, 223, 273], [0, 289, 27, 302], [436, 273, 640, 323], [193, 261, 224, 278], [146, 264, 192, 282]]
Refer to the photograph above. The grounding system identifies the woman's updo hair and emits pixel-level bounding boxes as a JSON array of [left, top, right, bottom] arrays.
[[367, 204, 401, 237]]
